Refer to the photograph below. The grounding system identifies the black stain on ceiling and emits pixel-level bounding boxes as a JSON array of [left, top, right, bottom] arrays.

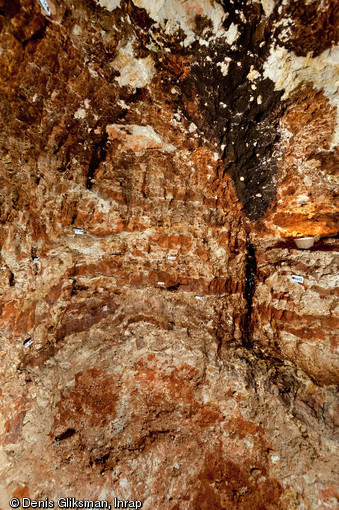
[[174, 0, 286, 220]]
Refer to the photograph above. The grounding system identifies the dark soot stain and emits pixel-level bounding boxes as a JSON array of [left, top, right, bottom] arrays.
[[178, 1, 285, 220]]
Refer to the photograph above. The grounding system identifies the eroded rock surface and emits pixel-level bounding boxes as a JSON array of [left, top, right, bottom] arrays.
[[0, 0, 338, 508]]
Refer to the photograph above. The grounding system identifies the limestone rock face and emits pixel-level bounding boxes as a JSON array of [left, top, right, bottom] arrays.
[[0, 0, 338, 508], [252, 238, 339, 388]]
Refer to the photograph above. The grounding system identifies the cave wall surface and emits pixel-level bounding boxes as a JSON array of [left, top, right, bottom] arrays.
[[0, 0, 338, 508]]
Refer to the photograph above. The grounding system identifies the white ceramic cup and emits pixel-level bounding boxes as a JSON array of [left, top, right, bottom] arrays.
[[293, 237, 315, 249]]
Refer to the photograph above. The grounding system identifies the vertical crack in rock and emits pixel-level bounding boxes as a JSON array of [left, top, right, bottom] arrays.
[[9, 271, 15, 287], [86, 133, 108, 190], [243, 240, 257, 348]]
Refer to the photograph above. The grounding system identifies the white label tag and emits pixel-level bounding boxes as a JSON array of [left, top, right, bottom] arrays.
[[167, 255, 176, 260], [24, 338, 34, 347], [157, 282, 165, 285], [74, 228, 84, 235], [195, 296, 204, 300], [291, 275, 304, 284], [38, 0, 51, 15]]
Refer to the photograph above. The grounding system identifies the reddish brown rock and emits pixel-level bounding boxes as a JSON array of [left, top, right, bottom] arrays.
[[254, 85, 339, 238], [0, 0, 338, 508], [251, 238, 339, 387]]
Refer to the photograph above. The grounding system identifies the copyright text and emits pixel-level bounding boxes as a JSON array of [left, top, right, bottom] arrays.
[[9, 498, 142, 509]]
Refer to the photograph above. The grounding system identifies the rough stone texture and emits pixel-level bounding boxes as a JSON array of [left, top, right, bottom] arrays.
[[251, 238, 339, 429], [253, 85, 338, 238], [0, 0, 338, 509]]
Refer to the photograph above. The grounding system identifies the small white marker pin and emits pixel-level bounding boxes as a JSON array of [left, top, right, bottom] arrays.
[[24, 338, 34, 348], [37, 0, 51, 15], [291, 275, 304, 284]]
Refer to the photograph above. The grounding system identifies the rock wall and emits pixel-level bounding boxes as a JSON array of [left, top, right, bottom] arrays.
[[0, 0, 338, 508]]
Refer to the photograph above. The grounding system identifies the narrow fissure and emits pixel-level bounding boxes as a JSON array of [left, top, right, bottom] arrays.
[[243, 240, 257, 348], [86, 134, 108, 190]]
